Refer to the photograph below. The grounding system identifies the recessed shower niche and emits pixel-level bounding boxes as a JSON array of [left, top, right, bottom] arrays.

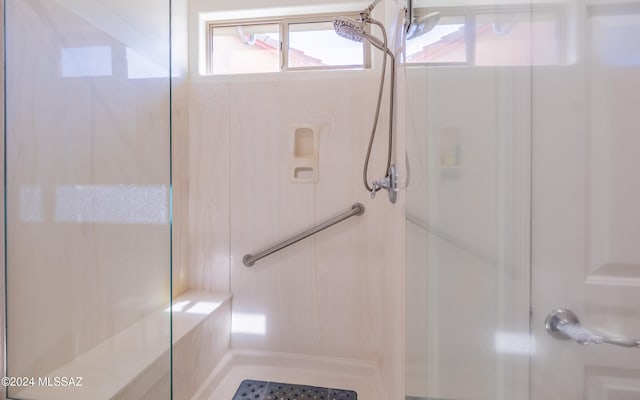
[[290, 126, 319, 183]]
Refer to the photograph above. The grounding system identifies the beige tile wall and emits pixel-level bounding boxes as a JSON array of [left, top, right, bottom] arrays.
[[173, 79, 191, 297], [187, 73, 396, 361], [171, 0, 190, 298], [187, 83, 231, 294]]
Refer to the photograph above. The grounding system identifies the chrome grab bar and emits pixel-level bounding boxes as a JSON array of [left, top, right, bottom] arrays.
[[545, 309, 640, 348], [243, 203, 365, 267]]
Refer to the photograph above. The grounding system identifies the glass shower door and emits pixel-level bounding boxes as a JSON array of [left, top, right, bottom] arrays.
[[405, 1, 640, 399], [530, 1, 640, 398], [404, 2, 533, 399], [4, 0, 172, 398]]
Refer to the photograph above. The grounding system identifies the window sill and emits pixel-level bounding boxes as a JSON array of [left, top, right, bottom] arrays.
[[190, 67, 378, 83]]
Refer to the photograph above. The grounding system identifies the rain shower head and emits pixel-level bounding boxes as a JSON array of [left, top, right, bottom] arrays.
[[333, 17, 386, 51], [406, 12, 441, 40]]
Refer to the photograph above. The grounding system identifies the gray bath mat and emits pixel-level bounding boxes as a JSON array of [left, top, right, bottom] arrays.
[[233, 379, 357, 400]]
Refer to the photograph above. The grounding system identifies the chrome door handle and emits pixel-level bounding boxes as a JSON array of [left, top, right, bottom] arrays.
[[545, 309, 640, 348]]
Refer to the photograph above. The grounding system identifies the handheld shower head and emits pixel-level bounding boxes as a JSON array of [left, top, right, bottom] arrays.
[[333, 17, 365, 42], [332, 13, 396, 200], [333, 17, 386, 51]]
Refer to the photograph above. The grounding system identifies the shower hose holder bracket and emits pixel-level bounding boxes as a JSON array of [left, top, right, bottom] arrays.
[[371, 164, 398, 204]]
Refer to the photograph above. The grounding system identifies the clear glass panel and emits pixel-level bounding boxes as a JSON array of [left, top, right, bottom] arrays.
[[288, 21, 364, 68], [530, 4, 640, 398], [405, 3, 532, 400], [591, 10, 640, 66], [407, 8, 563, 66], [4, 0, 172, 398], [210, 24, 280, 75], [406, 15, 467, 64], [476, 11, 562, 66]]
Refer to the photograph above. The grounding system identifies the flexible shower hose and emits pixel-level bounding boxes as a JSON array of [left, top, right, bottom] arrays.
[[363, 18, 395, 194]]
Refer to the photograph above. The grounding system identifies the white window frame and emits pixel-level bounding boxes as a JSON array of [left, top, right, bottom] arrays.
[[206, 12, 372, 75]]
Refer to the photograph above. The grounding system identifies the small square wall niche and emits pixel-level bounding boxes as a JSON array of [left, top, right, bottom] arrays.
[[289, 126, 319, 183], [294, 128, 314, 158]]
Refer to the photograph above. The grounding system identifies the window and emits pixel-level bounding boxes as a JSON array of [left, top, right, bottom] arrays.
[[406, 5, 566, 66], [209, 24, 281, 75], [406, 15, 468, 64], [206, 13, 370, 75]]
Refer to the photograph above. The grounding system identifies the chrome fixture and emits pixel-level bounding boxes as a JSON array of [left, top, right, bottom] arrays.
[[405, 0, 441, 38], [406, 12, 441, 40], [243, 203, 365, 267], [405, 0, 414, 34], [371, 164, 398, 204], [545, 309, 640, 348], [333, 0, 396, 204]]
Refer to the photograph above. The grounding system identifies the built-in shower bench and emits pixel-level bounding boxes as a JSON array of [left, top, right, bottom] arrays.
[[13, 291, 232, 400]]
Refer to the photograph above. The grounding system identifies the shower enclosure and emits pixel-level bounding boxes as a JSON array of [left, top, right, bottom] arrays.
[[3, 0, 172, 399], [405, 0, 640, 399], [2, 0, 640, 399]]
